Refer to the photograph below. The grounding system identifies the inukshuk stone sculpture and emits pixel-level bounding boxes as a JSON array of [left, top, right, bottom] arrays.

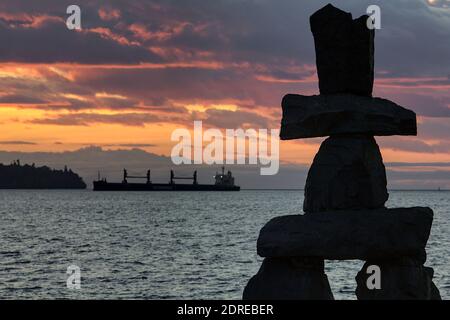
[[243, 4, 441, 300]]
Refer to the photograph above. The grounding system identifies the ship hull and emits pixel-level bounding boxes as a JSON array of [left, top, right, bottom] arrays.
[[93, 181, 240, 191]]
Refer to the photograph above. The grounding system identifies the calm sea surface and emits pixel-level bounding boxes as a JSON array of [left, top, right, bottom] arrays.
[[0, 190, 449, 300]]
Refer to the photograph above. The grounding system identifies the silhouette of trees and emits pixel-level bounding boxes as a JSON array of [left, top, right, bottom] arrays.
[[0, 161, 86, 189]]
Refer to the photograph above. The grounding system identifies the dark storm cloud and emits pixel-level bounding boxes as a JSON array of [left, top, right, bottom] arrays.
[[0, 0, 449, 78], [0, 16, 161, 64], [0, 94, 46, 104]]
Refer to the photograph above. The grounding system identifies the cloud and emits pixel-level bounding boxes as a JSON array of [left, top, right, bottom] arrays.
[[199, 109, 271, 129], [386, 162, 450, 167], [378, 137, 450, 154], [418, 117, 450, 140], [104, 143, 157, 148], [71, 65, 305, 113], [0, 12, 63, 28], [387, 168, 450, 186], [0, 0, 448, 173], [0, 0, 447, 77], [379, 93, 450, 118], [30, 112, 164, 126], [0, 140, 37, 145], [0, 94, 47, 104], [1, 0, 449, 105], [98, 7, 121, 21], [0, 17, 161, 64], [426, 0, 450, 8]]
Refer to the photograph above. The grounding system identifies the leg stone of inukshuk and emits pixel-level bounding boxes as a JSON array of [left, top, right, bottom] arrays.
[[243, 257, 334, 300], [356, 258, 441, 300]]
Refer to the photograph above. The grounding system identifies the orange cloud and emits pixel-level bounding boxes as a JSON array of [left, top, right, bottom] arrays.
[[98, 7, 121, 21], [375, 76, 450, 90], [87, 27, 140, 46], [0, 12, 63, 28], [129, 23, 154, 41], [95, 92, 129, 100], [129, 21, 191, 42]]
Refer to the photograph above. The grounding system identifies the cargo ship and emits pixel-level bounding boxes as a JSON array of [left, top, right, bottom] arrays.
[[93, 167, 240, 191]]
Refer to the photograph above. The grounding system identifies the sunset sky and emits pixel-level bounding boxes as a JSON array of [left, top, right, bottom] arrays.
[[0, 0, 449, 188]]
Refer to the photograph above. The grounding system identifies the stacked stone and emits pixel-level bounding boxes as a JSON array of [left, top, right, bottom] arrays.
[[243, 4, 441, 300]]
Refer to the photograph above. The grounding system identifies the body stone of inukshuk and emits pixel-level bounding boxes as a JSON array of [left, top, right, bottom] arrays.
[[243, 4, 441, 300]]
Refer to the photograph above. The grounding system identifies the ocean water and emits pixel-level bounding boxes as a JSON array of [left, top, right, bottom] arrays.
[[0, 190, 449, 300]]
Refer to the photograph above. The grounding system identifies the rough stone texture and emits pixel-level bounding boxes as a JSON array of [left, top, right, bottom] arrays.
[[280, 94, 417, 139], [356, 258, 442, 300], [310, 4, 374, 96], [242, 3, 441, 301], [257, 207, 433, 262], [243, 257, 334, 300], [304, 135, 388, 213]]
